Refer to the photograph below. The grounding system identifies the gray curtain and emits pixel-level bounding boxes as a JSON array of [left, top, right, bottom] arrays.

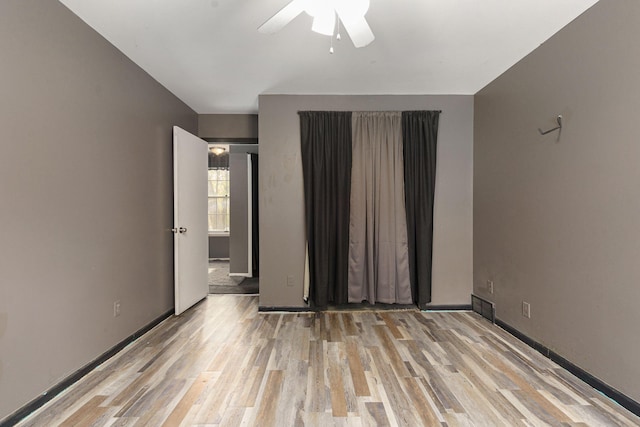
[[348, 112, 412, 304], [299, 111, 352, 308], [402, 110, 440, 309]]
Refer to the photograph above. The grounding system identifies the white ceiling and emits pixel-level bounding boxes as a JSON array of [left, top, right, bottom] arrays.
[[58, 0, 599, 114]]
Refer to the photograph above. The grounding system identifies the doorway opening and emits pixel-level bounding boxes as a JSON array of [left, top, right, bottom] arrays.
[[207, 143, 259, 295]]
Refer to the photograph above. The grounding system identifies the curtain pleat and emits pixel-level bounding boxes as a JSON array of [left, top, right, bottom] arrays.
[[402, 111, 440, 308], [348, 112, 412, 304], [299, 111, 352, 308]]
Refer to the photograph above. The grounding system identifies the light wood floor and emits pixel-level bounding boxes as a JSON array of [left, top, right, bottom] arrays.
[[17, 295, 640, 426]]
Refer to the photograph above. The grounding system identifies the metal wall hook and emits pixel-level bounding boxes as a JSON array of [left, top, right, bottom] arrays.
[[538, 115, 563, 135]]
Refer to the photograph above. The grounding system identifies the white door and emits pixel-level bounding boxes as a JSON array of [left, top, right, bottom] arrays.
[[173, 126, 208, 315]]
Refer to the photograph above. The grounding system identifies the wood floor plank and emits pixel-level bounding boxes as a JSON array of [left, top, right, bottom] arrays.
[[19, 371, 114, 427], [226, 346, 260, 407], [483, 350, 574, 425], [438, 340, 527, 423], [379, 313, 405, 339], [218, 407, 247, 427], [108, 345, 176, 408], [438, 365, 509, 426], [15, 296, 640, 427], [59, 395, 108, 427], [336, 343, 360, 415], [112, 386, 149, 418], [511, 389, 569, 427], [401, 339, 466, 413], [341, 313, 359, 336], [328, 313, 344, 343], [130, 379, 186, 426], [373, 325, 412, 378], [346, 339, 371, 397], [194, 344, 254, 424], [291, 315, 311, 362], [536, 372, 585, 406], [161, 372, 213, 427], [103, 415, 139, 426], [274, 359, 308, 427], [236, 338, 275, 407], [589, 396, 640, 427], [306, 339, 327, 413], [400, 376, 442, 426], [327, 342, 348, 417], [253, 370, 284, 427], [367, 346, 421, 427], [363, 402, 391, 427]]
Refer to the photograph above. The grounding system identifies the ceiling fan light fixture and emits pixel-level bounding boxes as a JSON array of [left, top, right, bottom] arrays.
[[304, 0, 331, 18], [258, 0, 374, 49], [311, 10, 336, 36], [210, 146, 226, 156]]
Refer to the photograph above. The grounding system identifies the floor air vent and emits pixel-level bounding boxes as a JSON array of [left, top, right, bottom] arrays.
[[472, 294, 495, 323]]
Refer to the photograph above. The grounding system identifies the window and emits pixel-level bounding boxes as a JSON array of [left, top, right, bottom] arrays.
[[208, 168, 230, 233]]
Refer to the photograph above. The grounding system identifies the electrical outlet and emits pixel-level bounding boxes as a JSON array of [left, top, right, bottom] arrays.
[[487, 280, 494, 294], [522, 301, 531, 319], [114, 300, 121, 317], [286, 275, 294, 287]]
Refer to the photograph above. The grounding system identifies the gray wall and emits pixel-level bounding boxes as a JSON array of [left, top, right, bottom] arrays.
[[208, 236, 229, 259], [0, 0, 197, 420], [474, 0, 640, 402], [228, 145, 259, 275], [259, 95, 473, 308], [199, 114, 258, 141], [229, 153, 250, 275]]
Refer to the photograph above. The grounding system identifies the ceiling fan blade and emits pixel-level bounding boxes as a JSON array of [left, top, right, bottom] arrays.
[[258, 0, 308, 34], [338, 15, 375, 47], [311, 9, 336, 36]]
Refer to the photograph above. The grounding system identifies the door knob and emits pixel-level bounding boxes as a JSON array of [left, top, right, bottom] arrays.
[[179, 227, 187, 233], [171, 228, 178, 233]]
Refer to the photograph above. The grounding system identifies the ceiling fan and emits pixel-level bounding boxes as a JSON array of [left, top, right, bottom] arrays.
[[258, 0, 375, 48]]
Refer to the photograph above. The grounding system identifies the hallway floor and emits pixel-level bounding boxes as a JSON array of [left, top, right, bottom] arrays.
[[208, 260, 258, 294]]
